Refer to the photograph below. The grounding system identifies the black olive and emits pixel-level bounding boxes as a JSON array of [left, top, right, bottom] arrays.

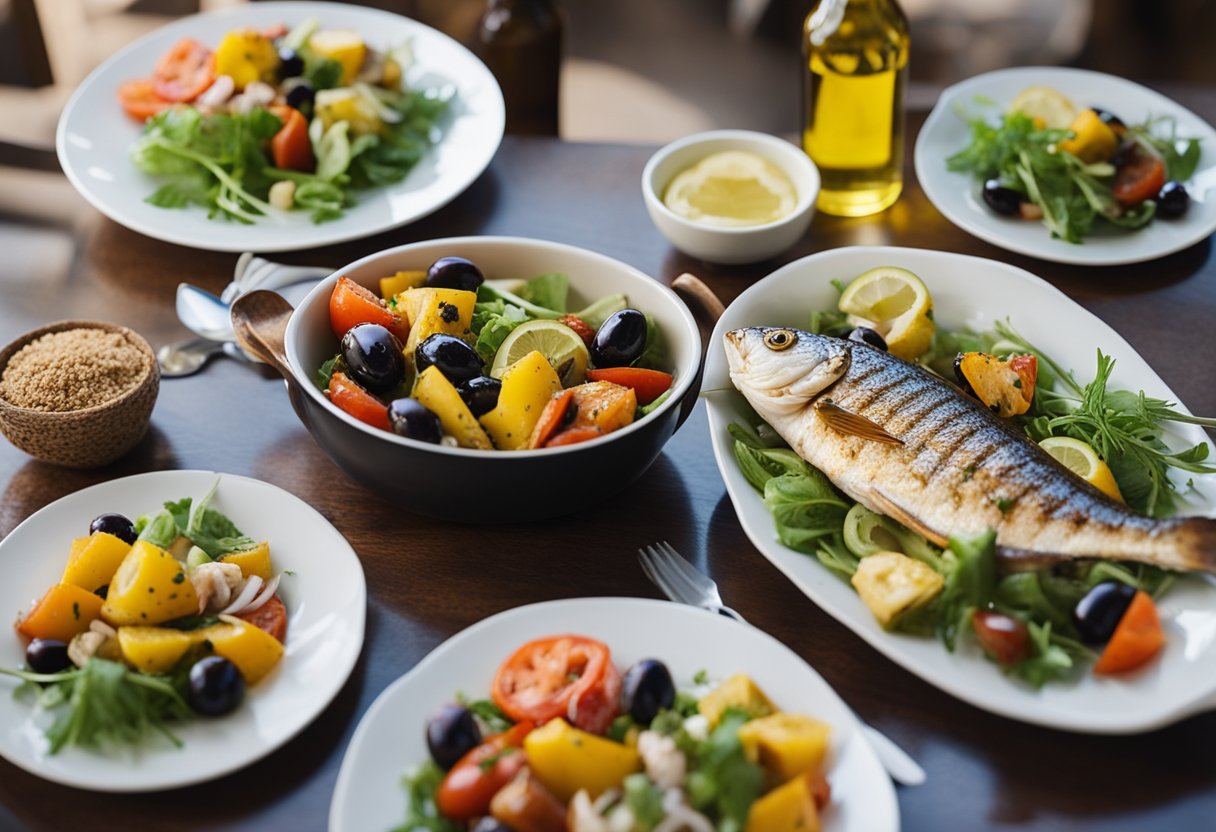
[[1155, 181, 1189, 220], [388, 398, 443, 443], [426, 257, 485, 292], [277, 47, 304, 79], [1091, 107, 1127, 134], [591, 308, 647, 368], [471, 819, 512, 832], [1073, 581, 1137, 645], [981, 179, 1023, 216], [1111, 140, 1135, 170], [25, 639, 72, 675], [283, 79, 315, 111], [342, 324, 405, 395], [187, 656, 246, 716], [848, 327, 888, 351], [89, 513, 137, 545], [620, 659, 676, 726], [457, 376, 502, 417], [416, 334, 484, 385], [426, 704, 482, 770]]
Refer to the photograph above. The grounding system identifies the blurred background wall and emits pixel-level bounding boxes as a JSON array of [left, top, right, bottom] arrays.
[[1, 0, 1214, 145]]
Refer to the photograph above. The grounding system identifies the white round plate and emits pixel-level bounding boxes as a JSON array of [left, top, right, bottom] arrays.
[[0, 470, 366, 791], [56, 1, 504, 252], [915, 66, 1216, 265], [329, 598, 898, 832], [704, 246, 1216, 734]]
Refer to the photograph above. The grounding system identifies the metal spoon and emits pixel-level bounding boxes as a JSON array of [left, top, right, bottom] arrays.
[[157, 339, 250, 378], [176, 284, 234, 342]]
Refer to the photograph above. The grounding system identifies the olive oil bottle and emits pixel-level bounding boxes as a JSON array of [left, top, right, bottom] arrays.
[[802, 0, 910, 216]]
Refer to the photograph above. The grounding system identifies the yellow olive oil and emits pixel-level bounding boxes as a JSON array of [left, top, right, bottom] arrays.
[[802, 0, 910, 217]]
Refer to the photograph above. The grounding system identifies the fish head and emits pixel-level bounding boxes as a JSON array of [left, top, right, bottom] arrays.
[[725, 327, 850, 417]]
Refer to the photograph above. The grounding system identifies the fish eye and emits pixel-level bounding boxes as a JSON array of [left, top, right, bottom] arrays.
[[763, 329, 796, 351]]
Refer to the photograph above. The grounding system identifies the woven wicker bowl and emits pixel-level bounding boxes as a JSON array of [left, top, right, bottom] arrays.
[[0, 321, 159, 468]]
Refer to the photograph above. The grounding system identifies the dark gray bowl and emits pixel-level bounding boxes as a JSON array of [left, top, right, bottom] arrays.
[[282, 236, 702, 523]]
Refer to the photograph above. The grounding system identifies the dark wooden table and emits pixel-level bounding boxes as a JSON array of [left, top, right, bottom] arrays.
[[1, 95, 1214, 832]]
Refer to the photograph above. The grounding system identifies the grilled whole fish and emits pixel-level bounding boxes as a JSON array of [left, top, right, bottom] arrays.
[[725, 326, 1216, 574]]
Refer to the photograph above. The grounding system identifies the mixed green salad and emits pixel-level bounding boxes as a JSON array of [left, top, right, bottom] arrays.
[[948, 85, 1202, 243], [121, 18, 450, 223]]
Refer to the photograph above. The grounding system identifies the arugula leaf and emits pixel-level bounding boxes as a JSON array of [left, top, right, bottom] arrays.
[[137, 508, 179, 549], [1, 658, 191, 754], [1008, 621, 1086, 688], [184, 480, 256, 558], [476, 282, 563, 320], [935, 529, 997, 652], [471, 300, 528, 363], [316, 353, 343, 390]]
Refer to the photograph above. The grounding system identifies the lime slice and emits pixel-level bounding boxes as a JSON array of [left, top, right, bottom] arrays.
[[663, 150, 796, 227], [1009, 86, 1077, 130], [1039, 436, 1124, 501], [491, 320, 589, 386], [837, 266, 934, 361]]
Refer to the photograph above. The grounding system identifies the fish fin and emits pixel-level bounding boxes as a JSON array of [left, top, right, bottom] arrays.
[[868, 489, 949, 547], [815, 399, 903, 445]]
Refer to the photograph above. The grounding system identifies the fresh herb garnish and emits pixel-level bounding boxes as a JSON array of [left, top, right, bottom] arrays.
[[392, 760, 460, 832], [0, 658, 192, 754]]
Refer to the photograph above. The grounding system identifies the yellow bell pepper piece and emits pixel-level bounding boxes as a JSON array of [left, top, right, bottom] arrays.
[[744, 771, 822, 832], [522, 718, 641, 802], [698, 673, 775, 727], [399, 287, 478, 355], [202, 616, 285, 685], [61, 532, 131, 592], [214, 29, 279, 90], [220, 542, 273, 582], [413, 366, 494, 450], [478, 351, 562, 450], [309, 29, 367, 85], [1058, 109, 1118, 164], [737, 712, 831, 783], [100, 541, 198, 627], [117, 626, 199, 674], [380, 270, 426, 300]]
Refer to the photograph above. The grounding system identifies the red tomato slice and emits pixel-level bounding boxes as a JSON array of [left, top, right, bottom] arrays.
[[491, 635, 622, 734], [436, 722, 533, 821], [327, 371, 390, 432], [152, 38, 216, 102], [117, 79, 173, 122], [1008, 354, 1037, 406], [329, 277, 409, 343], [235, 594, 287, 643], [544, 425, 603, 448], [1093, 590, 1165, 675], [1112, 144, 1166, 208], [585, 367, 673, 406], [269, 106, 315, 172]]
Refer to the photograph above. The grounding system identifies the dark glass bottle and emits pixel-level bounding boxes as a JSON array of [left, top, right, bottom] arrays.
[[476, 0, 563, 136]]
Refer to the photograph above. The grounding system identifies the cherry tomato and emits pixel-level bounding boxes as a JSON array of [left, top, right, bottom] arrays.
[[269, 106, 314, 172], [436, 722, 532, 821], [235, 594, 287, 643], [117, 79, 173, 122], [152, 38, 216, 102], [327, 371, 390, 432], [328, 277, 409, 343], [971, 610, 1030, 666], [491, 635, 622, 734], [809, 770, 831, 810], [544, 426, 603, 448], [585, 367, 673, 406], [1112, 144, 1166, 208], [557, 314, 596, 349]]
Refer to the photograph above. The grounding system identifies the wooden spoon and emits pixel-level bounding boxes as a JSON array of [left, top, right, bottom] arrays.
[[230, 290, 296, 382]]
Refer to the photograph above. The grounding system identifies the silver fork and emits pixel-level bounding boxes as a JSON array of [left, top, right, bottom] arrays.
[[638, 540, 927, 787]]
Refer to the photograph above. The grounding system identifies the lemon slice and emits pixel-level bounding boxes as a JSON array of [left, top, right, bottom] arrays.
[[663, 150, 797, 227], [491, 320, 589, 387], [837, 266, 935, 361], [1009, 86, 1077, 130], [1039, 436, 1124, 501]]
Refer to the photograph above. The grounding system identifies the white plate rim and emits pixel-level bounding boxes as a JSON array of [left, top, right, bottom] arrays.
[[703, 244, 1216, 734], [54, 1, 505, 253], [914, 66, 1216, 266], [0, 469, 367, 791], [327, 597, 899, 832]]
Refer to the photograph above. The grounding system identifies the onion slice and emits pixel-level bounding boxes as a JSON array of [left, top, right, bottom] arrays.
[[239, 574, 281, 615], [218, 575, 263, 615]]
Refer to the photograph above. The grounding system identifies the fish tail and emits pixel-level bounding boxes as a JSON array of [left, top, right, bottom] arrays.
[[1172, 514, 1216, 574]]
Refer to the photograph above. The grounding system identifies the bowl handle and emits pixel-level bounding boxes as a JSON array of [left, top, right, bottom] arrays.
[[230, 290, 297, 383], [671, 273, 725, 431]]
